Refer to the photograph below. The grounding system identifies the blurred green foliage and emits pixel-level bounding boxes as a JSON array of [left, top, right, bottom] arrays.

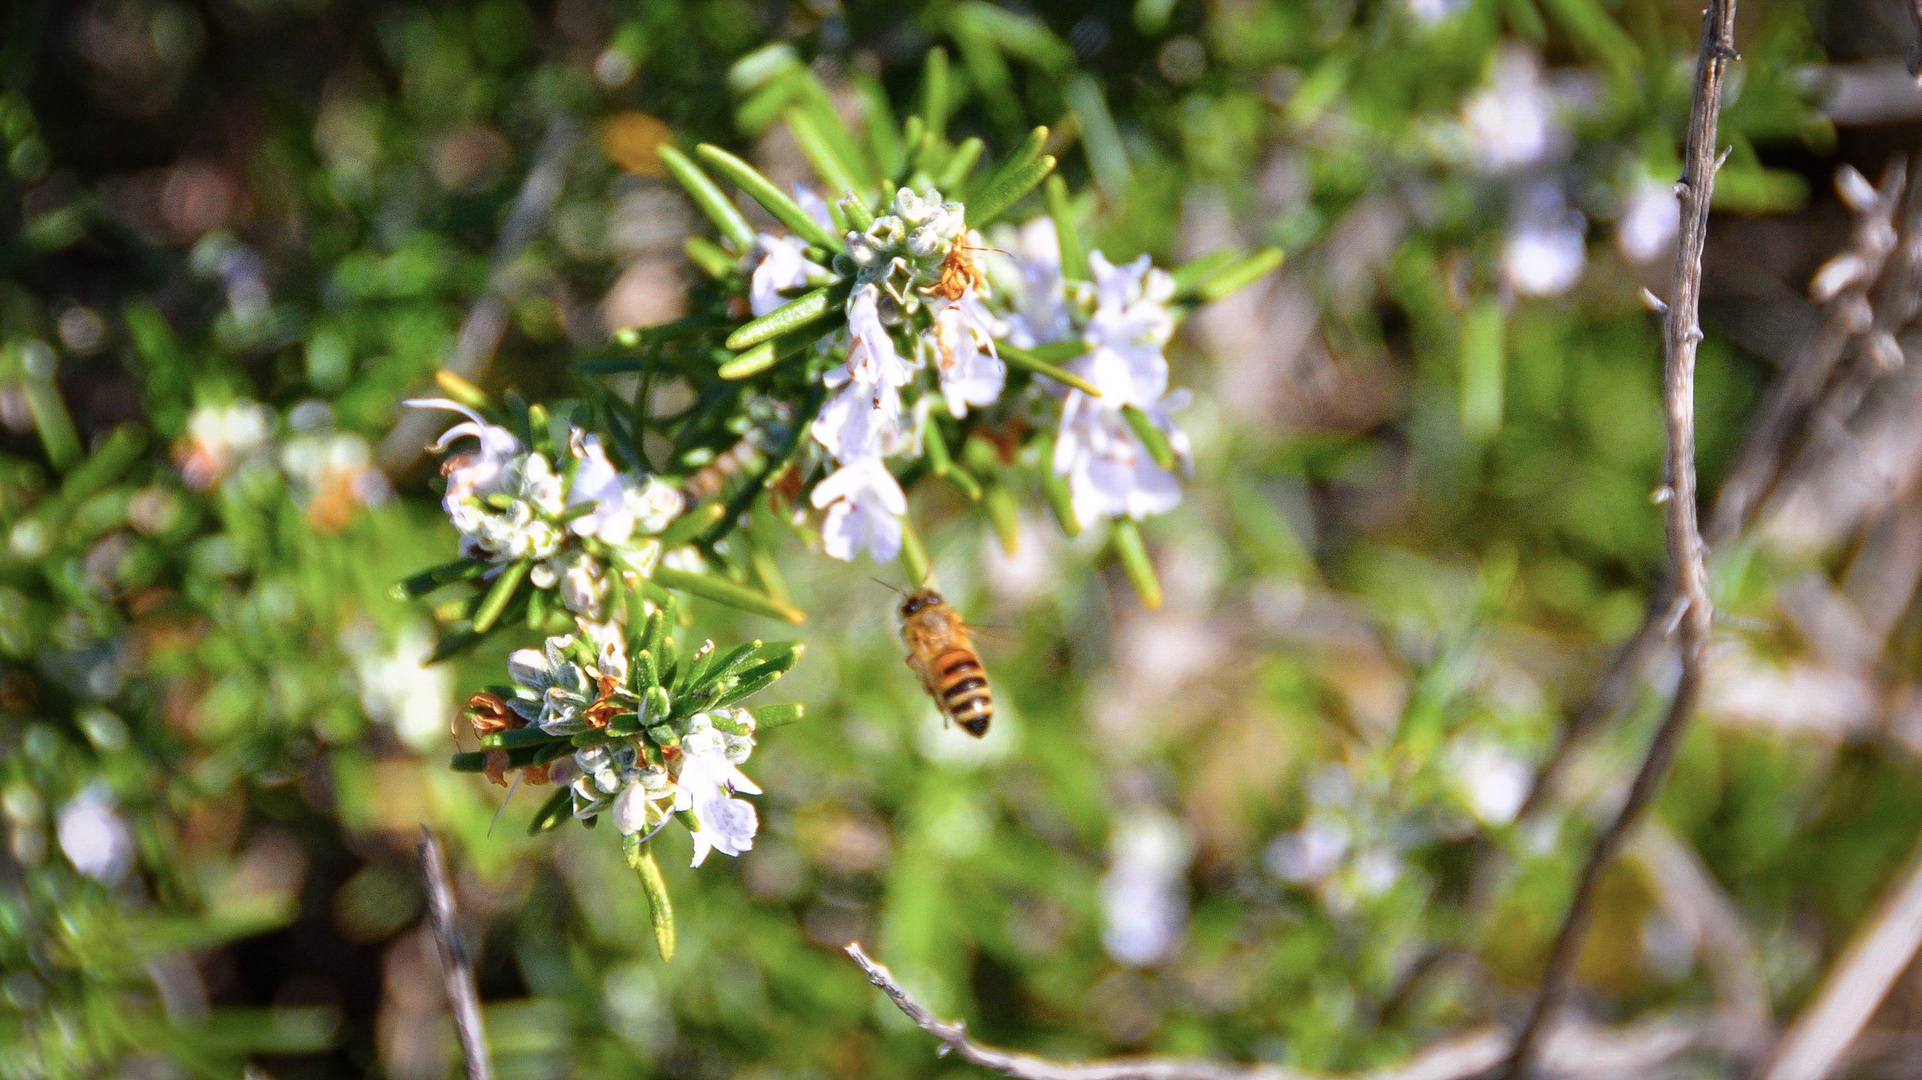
[[3, 0, 1918, 1078]]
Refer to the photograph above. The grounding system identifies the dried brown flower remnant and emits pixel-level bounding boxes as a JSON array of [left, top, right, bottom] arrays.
[[459, 691, 519, 736]]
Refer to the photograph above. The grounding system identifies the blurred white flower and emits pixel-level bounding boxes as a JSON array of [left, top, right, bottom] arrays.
[[992, 217, 1075, 348], [58, 784, 134, 884], [1463, 50, 1556, 173], [1617, 175, 1680, 264], [1503, 190, 1587, 297], [811, 456, 907, 562], [1265, 817, 1351, 885], [1407, 0, 1470, 24], [1047, 251, 1191, 529], [279, 429, 390, 530], [176, 400, 273, 490], [1101, 809, 1193, 967], [1448, 739, 1531, 825], [1081, 252, 1177, 409], [351, 621, 454, 752]]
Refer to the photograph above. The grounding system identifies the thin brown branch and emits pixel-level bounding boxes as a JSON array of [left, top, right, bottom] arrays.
[[418, 827, 494, 1080], [845, 944, 1706, 1080], [1498, 0, 1735, 1074], [1754, 834, 1922, 1080], [1909, 0, 1922, 83], [1706, 159, 1906, 547], [378, 116, 581, 473]]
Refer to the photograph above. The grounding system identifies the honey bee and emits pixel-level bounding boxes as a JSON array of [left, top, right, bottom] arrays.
[[898, 588, 992, 737], [920, 241, 991, 302]]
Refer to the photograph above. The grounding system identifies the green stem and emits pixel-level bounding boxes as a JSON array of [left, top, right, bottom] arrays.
[[1110, 518, 1163, 610], [624, 834, 677, 962], [898, 514, 931, 589]]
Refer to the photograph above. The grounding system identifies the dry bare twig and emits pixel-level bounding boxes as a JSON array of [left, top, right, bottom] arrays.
[[844, 944, 1706, 1080], [1754, 836, 1922, 1080], [1496, 0, 1736, 1072], [418, 827, 495, 1080]]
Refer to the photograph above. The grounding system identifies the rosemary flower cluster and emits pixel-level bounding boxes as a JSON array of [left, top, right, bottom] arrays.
[[403, 113, 1273, 959], [649, 129, 1279, 593]]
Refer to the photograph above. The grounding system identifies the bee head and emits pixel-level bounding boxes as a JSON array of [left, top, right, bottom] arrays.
[[898, 589, 942, 618]]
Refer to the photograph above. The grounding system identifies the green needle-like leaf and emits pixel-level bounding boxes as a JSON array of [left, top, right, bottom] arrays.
[[1110, 518, 1163, 610], [471, 560, 530, 634], [625, 835, 677, 962], [1121, 404, 1178, 471], [696, 144, 843, 252], [658, 502, 727, 549], [786, 108, 868, 205], [753, 703, 805, 729], [658, 145, 755, 252], [723, 283, 844, 350], [1045, 174, 1087, 281], [999, 342, 1101, 396], [967, 154, 1055, 225], [1194, 248, 1285, 302], [655, 564, 806, 623]]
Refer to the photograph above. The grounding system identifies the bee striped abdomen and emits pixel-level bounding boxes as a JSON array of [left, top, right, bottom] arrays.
[[934, 648, 992, 736]]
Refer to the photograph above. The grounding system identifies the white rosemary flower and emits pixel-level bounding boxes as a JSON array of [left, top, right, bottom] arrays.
[[925, 292, 1007, 418], [811, 286, 916, 464], [507, 636, 598, 734], [1053, 392, 1191, 529], [1080, 252, 1177, 408], [993, 217, 1076, 348], [749, 233, 828, 317], [811, 455, 907, 562], [673, 712, 760, 866], [1046, 250, 1191, 529], [566, 432, 684, 546], [406, 399, 522, 509]]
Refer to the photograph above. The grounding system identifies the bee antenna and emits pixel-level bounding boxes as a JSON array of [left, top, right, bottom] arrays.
[[869, 576, 904, 595]]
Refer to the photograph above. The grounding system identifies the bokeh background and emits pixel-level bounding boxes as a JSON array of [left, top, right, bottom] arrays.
[[9, 0, 1922, 1076]]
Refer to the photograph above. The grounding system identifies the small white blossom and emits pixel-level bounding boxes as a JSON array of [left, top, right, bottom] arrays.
[[1462, 49, 1556, 173], [1053, 392, 1190, 529], [926, 292, 1007, 418], [406, 399, 522, 509], [1616, 174, 1680, 264], [565, 433, 683, 545], [57, 784, 135, 885], [176, 400, 274, 491], [749, 233, 828, 318], [1101, 810, 1192, 967], [811, 456, 907, 563], [673, 713, 761, 866], [1080, 252, 1177, 408], [507, 636, 598, 734]]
